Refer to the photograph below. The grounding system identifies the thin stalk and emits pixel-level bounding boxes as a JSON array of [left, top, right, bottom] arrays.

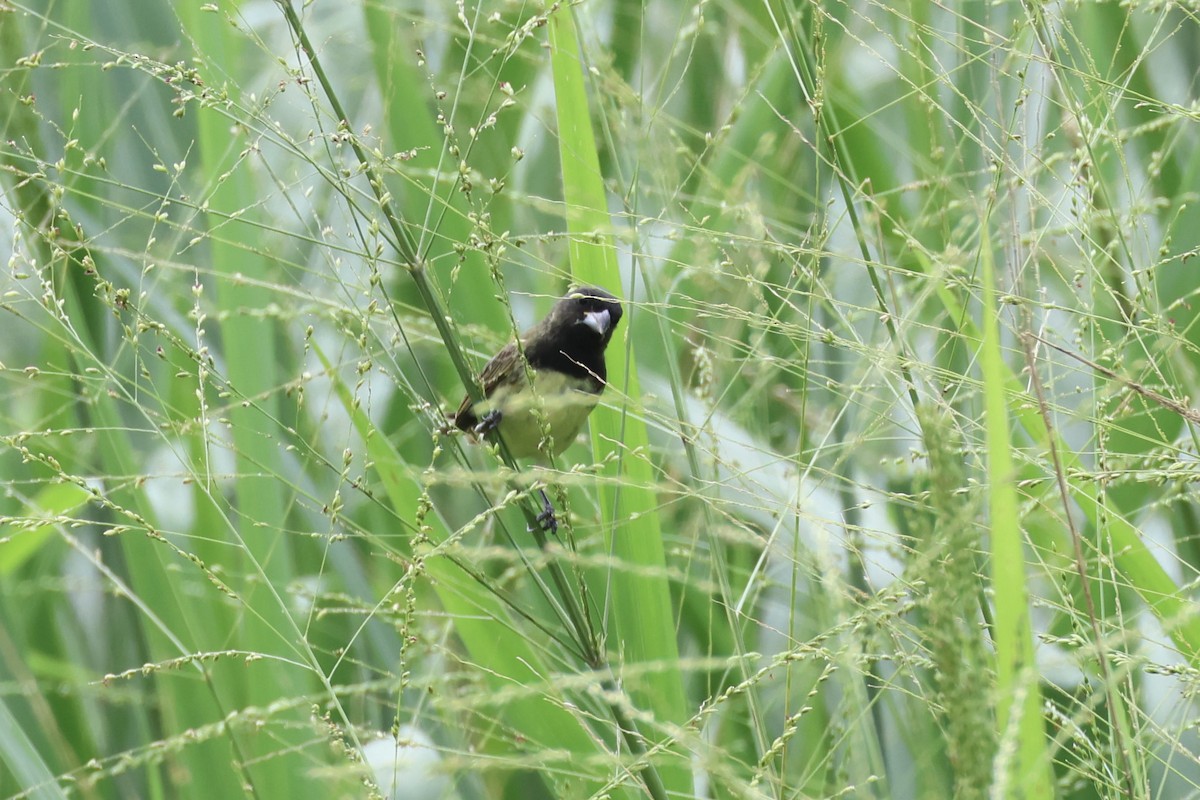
[[273, 4, 667, 797]]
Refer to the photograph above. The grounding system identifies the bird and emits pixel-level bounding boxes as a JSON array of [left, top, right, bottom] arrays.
[[453, 285, 623, 530]]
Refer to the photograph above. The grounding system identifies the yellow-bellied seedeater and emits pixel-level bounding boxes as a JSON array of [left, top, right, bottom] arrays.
[[453, 286, 623, 530], [454, 285, 623, 458]]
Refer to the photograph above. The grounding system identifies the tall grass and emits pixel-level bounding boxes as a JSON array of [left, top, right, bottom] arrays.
[[2, 1, 1199, 799]]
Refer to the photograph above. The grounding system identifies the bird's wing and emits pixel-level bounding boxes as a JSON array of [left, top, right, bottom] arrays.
[[453, 341, 521, 430]]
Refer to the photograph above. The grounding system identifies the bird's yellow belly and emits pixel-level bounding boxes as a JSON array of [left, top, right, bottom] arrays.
[[485, 370, 600, 459]]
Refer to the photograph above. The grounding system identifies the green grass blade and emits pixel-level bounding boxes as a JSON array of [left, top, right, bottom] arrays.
[[978, 234, 1053, 798], [547, 6, 690, 793]]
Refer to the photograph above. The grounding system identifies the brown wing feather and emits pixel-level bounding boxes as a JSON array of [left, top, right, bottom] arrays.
[[453, 341, 521, 431]]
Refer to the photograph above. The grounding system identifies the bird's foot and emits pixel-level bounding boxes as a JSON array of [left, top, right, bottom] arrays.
[[472, 410, 502, 437], [530, 488, 558, 536]]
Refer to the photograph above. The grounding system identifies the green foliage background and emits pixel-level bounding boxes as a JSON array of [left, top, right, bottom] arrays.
[[2, 1, 1199, 798]]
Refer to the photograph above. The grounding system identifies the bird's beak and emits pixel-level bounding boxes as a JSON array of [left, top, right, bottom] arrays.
[[581, 308, 611, 336]]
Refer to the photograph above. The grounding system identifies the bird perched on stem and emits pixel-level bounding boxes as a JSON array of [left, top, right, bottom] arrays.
[[453, 286, 623, 531]]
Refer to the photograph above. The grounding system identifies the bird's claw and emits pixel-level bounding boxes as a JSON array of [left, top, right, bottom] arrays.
[[529, 488, 558, 536], [473, 409, 502, 437]]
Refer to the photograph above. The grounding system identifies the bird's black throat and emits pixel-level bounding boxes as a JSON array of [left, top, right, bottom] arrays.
[[524, 333, 607, 391]]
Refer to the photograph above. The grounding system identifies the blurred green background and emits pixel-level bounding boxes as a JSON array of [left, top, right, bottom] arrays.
[[2, 1, 1200, 798]]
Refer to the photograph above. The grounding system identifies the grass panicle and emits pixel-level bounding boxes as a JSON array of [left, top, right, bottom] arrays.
[[3, 2, 1199, 799]]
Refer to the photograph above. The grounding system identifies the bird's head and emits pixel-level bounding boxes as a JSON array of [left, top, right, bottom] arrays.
[[556, 285, 622, 347]]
